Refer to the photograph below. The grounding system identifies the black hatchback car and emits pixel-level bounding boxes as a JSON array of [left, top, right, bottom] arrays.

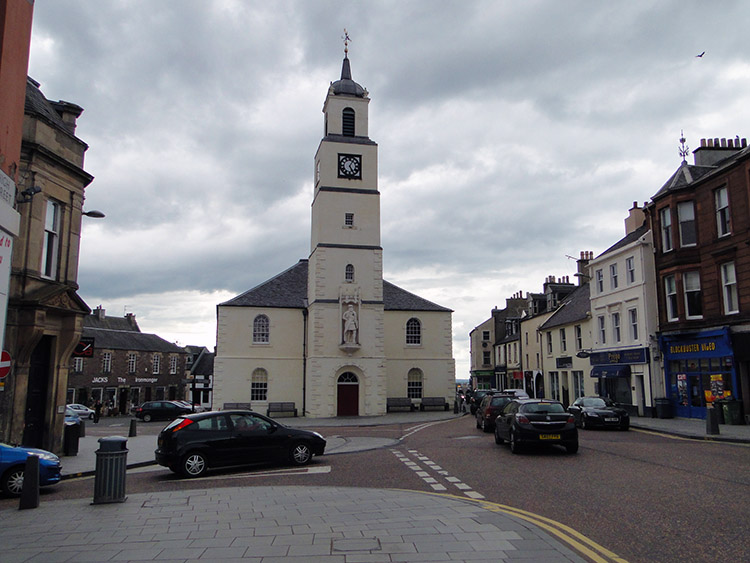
[[494, 398, 578, 454], [155, 410, 326, 477], [568, 396, 630, 430], [135, 400, 193, 422]]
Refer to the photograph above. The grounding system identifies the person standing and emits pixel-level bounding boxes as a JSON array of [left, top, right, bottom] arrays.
[[93, 399, 102, 423]]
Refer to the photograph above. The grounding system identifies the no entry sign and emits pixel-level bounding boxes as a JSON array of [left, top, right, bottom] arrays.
[[0, 350, 11, 379]]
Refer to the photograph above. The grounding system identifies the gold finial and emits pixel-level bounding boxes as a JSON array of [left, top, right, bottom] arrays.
[[342, 29, 351, 56]]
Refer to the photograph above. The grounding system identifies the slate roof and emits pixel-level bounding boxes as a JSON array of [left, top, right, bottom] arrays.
[[220, 259, 452, 312], [25, 77, 84, 141], [538, 283, 591, 330], [82, 313, 183, 353], [597, 223, 649, 258], [191, 351, 214, 375], [652, 144, 750, 200]]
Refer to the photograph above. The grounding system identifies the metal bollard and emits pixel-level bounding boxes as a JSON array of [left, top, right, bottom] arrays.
[[92, 436, 128, 504], [80, 419, 86, 438], [19, 455, 40, 510], [128, 418, 137, 437], [706, 406, 720, 436]]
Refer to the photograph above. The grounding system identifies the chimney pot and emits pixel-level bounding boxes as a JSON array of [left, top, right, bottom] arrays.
[[701, 138, 707, 147]]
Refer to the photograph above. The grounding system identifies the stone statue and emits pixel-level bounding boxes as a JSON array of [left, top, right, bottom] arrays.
[[343, 304, 358, 344]]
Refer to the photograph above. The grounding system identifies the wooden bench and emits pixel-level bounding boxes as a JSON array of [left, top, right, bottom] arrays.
[[267, 402, 298, 417], [420, 397, 449, 411], [386, 397, 415, 412], [223, 402, 252, 410]]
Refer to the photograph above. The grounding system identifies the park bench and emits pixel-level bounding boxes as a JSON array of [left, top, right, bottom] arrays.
[[267, 402, 298, 417], [420, 397, 449, 411], [386, 397, 415, 412], [222, 402, 252, 410]]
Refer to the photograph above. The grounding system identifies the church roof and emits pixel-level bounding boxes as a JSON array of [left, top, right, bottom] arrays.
[[330, 56, 367, 97], [220, 259, 452, 312]]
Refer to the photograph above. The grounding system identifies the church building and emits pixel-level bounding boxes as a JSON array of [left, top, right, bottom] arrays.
[[213, 48, 455, 417]]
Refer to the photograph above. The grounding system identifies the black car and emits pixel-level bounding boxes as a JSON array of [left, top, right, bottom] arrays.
[[468, 389, 496, 415], [568, 396, 630, 430], [155, 410, 326, 477], [475, 393, 514, 432], [135, 400, 193, 422], [494, 398, 578, 454]]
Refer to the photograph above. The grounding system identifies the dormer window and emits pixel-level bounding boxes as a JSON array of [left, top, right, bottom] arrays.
[[342, 108, 355, 136]]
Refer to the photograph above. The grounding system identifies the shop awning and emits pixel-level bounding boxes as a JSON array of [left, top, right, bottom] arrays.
[[590, 365, 632, 378]]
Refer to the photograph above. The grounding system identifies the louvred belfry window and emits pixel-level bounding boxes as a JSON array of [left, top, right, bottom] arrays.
[[342, 108, 355, 136]]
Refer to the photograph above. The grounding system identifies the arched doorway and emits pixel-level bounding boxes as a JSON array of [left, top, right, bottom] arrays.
[[337, 372, 359, 416]]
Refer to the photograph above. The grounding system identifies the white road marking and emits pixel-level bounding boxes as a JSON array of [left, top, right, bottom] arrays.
[[390, 449, 484, 500]]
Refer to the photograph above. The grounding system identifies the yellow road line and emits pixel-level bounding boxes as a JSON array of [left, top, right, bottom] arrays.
[[398, 489, 628, 563]]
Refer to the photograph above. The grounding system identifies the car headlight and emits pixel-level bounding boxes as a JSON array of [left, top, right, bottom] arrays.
[[586, 412, 600, 417], [35, 452, 59, 462], [312, 432, 324, 439]]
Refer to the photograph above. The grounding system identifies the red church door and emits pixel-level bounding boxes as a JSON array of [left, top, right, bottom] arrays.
[[337, 372, 359, 416]]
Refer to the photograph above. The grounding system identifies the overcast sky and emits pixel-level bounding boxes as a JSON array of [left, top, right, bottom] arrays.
[[27, 1, 750, 379]]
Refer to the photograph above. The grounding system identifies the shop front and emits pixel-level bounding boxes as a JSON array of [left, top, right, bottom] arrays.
[[660, 328, 737, 419], [589, 347, 649, 415]]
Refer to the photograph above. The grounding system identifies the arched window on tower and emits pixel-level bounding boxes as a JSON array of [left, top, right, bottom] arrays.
[[253, 314, 269, 344], [406, 318, 422, 345], [345, 264, 355, 282], [342, 107, 355, 136], [408, 368, 423, 399]]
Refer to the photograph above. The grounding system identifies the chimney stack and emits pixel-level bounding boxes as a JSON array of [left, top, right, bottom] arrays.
[[694, 136, 747, 166], [625, 202, 646, 235]]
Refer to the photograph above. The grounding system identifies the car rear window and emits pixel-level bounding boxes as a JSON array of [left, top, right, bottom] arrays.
[[520, 402, 565, 413], [490, 397, 511, 406]]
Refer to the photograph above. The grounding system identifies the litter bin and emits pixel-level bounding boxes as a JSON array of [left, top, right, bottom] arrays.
[[655, 398, 673, 419], [720, 400, 744, 425], [93, 436, 128, 504], [63, 421, 80, 456]]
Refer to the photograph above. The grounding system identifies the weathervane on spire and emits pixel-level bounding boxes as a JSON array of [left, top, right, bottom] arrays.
[[342, 29, 351, 56], [678, 130, 689, 164]]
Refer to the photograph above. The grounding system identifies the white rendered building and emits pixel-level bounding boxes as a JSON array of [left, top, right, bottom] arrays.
[[213, 53, 455, 417]]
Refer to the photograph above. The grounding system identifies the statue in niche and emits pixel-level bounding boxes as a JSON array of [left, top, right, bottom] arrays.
[[342, 304, 358, 344]]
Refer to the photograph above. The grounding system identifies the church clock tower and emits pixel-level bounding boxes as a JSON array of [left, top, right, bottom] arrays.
[[306, 38, 386, 417]]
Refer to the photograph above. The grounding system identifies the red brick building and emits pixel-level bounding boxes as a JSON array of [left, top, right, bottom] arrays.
[[646, 137, 750, 420]]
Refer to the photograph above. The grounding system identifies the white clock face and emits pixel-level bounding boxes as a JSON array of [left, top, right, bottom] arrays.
[[338, 154, 361, 178]]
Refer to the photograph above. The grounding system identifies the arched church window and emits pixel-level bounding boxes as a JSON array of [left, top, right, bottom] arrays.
[[406, 318, 421, 345], [345, 264, 355, 282], [253, 314, 269, 343], [342, 107, 355, 136], [251, 368, 268, 401], [338, 372, 358, 384], [407, 368, 423, 399]]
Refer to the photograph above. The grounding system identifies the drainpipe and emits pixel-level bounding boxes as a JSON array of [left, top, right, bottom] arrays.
[[302, 299, 308, 416]]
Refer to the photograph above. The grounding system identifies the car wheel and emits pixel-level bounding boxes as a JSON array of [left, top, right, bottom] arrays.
[[620, 423, 630, 431], [89, 413, 94, 420], [289, 442, 312, 466], [181, 452, 208, 478], [143, 413, 152, 422], [494, 428, 504, 445], [566, 441, 579, 454], [509, 430, 521, 454], [1, 466, 25, 497], [476, 416, 481, 429]]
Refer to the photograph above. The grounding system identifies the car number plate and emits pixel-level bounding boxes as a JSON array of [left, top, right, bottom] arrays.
[[539, 434, 560, 440], [605, 417, 618, 422]]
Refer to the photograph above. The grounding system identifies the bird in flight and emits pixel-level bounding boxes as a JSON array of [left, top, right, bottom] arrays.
[[696, 51, 705, 57]]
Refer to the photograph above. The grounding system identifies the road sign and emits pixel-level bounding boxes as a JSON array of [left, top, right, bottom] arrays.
[[0, 350, 11, 379]]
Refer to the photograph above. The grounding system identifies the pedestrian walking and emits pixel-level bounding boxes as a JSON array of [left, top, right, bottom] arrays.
[[93, 399, 102, 423]]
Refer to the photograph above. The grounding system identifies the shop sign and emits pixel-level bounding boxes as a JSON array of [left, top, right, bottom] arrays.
[[661, 328, 732, 359], [92, 376, 108, 384], [135, 377, 158, 383], [589, 348, 647, 365], [73, 337, 95, 357], [556, 357, 573, 368]]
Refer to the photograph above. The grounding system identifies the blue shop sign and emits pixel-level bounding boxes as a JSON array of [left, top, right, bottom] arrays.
[[589, 347, 648, 365], [660, 328, 732, 360]]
